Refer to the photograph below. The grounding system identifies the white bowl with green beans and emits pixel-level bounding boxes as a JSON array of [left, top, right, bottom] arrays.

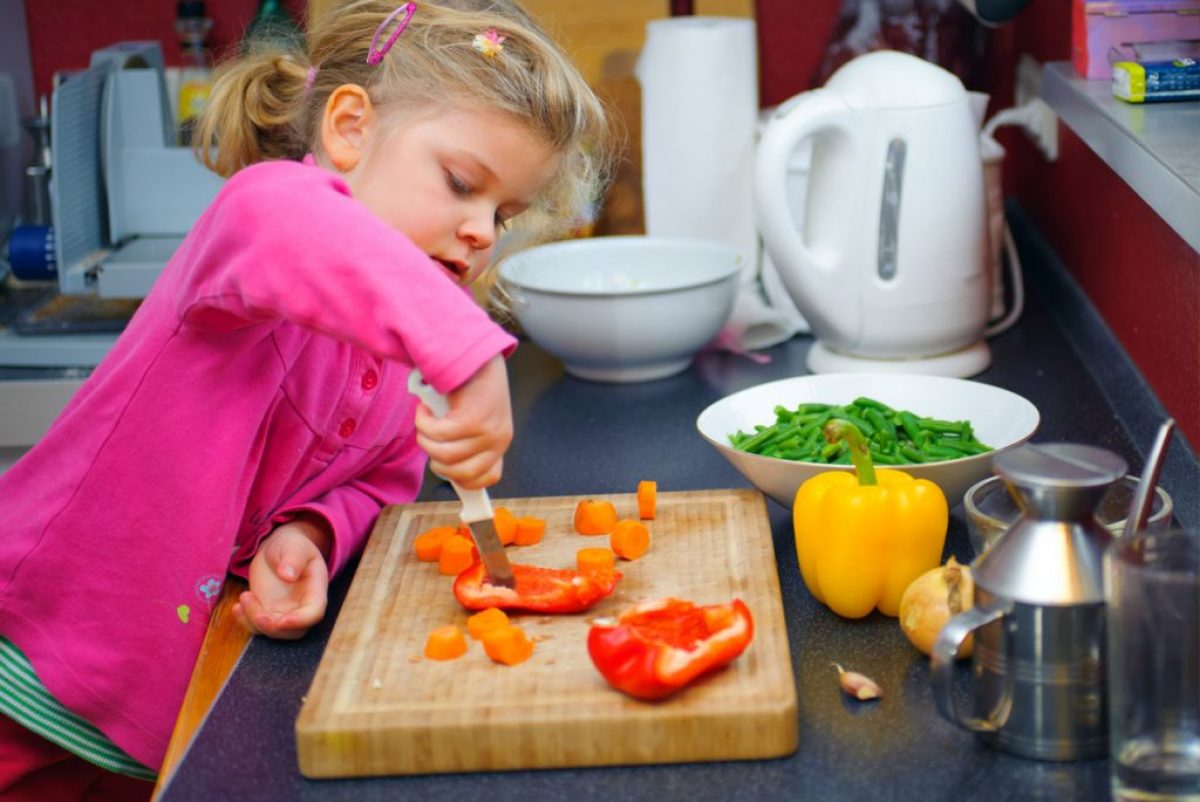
[[696, 373, 1040, 508]]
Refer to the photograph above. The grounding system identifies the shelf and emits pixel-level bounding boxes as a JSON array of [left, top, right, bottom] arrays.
[[1041, 61, 1200, 253]]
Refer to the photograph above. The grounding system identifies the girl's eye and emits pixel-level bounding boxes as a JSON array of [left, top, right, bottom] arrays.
[[447, 173, 471, 196]]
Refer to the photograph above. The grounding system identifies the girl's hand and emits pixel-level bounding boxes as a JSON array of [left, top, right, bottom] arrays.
[[234, 515, 330, 639], [413, 354, 513, 490]]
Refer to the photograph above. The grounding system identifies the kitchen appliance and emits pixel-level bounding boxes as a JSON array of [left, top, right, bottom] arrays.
[[755, 50, 993, 377], [931, 442, 1128, 760], [0, 41, 223, 370]]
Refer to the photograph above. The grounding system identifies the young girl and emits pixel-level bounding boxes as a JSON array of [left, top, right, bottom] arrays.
[[0, 1, 613, 798]]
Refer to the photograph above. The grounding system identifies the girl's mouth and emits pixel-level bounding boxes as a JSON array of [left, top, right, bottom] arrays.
[[436, 259, 468, 283]]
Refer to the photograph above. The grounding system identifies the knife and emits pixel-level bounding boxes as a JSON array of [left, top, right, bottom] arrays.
[[407, 369, 516, 588]]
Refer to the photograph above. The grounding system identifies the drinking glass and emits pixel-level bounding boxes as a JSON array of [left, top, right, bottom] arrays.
[[1105, 529, 1200, 801]]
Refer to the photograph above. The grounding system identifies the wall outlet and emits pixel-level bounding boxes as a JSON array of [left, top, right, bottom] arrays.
[[1014, 54, 1059, 161]]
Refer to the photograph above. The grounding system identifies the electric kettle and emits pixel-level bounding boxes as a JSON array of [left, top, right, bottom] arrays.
[[755, 51, 991, 377]]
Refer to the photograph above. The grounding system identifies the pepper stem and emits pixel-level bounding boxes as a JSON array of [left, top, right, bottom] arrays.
[[823, 419, 877, 486]]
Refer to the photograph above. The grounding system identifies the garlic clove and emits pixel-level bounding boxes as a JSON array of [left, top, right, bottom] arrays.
[[833, 662, 883, 700]]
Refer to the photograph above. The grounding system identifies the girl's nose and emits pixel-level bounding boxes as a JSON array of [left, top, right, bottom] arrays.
[[460, 208, 497, 252]]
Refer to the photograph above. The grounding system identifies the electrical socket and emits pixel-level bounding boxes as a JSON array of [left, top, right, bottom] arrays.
[[1014, 54, 1059, 161]]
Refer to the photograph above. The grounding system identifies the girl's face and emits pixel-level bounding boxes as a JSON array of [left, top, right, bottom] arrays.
[[345, 106, 557, 286]]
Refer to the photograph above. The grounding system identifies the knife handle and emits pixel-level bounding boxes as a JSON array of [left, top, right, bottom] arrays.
[[407, 370, 495, 521]]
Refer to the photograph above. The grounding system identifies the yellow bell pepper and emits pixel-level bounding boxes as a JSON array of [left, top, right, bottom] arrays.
[[793, 420, 948, 619]]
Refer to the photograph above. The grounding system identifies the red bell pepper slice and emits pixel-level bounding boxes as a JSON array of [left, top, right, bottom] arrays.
[[453, 560, 622, 613], [587, 597, 754, 700]]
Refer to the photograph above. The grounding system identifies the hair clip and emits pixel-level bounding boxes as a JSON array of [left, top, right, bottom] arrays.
[[472, 28, 507, 58], [367, 2, 417, 66], [304, 65, 319, 93]]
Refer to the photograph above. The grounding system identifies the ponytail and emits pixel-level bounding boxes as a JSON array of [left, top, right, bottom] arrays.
[[194, 52, 314, 177]]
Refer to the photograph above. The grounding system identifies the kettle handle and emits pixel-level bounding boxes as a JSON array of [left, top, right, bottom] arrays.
[[754, 89, 855, 280], [930, 603, 1012, 734]]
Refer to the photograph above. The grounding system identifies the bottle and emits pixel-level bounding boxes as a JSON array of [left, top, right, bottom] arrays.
[[176, 0, 214, 146], [242, 0, 304, 54]]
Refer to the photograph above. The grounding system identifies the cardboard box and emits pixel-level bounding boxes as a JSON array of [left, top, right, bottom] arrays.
[[1072, 0, 1200, 79]]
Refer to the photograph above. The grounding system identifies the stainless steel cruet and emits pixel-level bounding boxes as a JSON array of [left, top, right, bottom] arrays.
[[931, 442, 1128, 760]]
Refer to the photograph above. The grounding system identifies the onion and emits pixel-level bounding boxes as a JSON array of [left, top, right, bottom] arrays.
[[898, 557, 974, 659]]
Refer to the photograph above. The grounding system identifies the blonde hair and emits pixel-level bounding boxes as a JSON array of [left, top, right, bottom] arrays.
[[195, 0, 617, 243]]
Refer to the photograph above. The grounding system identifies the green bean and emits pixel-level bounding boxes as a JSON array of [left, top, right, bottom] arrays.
[[829, 408, 875, 437], [853, 396, 896, 415], [896, 411, 924, 445], [918, 417, 968, 436], [933, 436, 990, 456], [922, 444, 965, 460], [819, 441, 844, 461], [863, 407, 896, 447], [871, 450, 902, 465]]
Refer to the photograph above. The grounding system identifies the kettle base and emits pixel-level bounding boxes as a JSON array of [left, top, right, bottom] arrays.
[[807, 340, 992, 378]]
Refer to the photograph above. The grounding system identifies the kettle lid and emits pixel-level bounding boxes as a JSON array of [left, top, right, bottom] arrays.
[[825, 50, 967, 110], [972, 443, 1128, 605]]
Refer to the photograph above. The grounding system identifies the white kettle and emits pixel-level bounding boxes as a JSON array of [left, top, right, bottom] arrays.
[[755, 51, 992, 377]]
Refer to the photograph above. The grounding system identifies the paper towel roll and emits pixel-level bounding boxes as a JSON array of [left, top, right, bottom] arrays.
[[637, 18, 805, 351], [637, 17, 758, 265]]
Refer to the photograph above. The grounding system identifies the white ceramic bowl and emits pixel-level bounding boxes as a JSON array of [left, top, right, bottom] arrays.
[[499, 236, 742, 382], [696, 373, 1041, 508]]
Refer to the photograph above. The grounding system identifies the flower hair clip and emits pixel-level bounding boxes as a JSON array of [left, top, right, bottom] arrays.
[[472, 28, 507, 58]]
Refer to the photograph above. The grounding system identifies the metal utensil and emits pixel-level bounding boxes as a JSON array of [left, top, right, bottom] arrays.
[[1123, 418, 1175, 539], [408, 370, 515, 588]]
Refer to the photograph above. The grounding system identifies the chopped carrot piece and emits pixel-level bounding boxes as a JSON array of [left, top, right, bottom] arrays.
[[610, 519, 651, 561], [481, 625, 535, 666], [577, 547, 617, 576], [574, 499, 618, 536], [424, 625, 468, 660], [637, 480, 657, 520], [513, 516, 546, 546], [413, 525, 457, 562], [438, 534, 476, 576], [466, 607, 510, 640], [493, 506, 517, 545]]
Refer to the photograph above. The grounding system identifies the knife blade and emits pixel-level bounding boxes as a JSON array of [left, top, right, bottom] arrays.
[[408, 370, 516, 588]]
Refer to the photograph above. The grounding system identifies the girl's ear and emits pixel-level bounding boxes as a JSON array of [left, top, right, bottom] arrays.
[[321, 84, 377, 172]]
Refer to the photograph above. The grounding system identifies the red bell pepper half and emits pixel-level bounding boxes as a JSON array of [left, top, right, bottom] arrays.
[[587, 597, 754, 700], [453, 561, 622, 613]]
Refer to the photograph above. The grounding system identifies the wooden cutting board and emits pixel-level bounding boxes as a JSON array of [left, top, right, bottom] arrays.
[[295, 488, 798, 778]]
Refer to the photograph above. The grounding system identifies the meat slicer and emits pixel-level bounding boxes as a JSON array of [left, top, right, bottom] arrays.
[[0, 41, 223, 368]]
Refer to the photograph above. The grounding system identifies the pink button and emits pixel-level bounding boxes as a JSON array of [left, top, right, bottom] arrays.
[[361, 369, 378, 391], [339, 418, 356, 438]]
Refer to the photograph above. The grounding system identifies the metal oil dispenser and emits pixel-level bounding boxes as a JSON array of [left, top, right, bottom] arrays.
[[931, 442, 1128, 760]]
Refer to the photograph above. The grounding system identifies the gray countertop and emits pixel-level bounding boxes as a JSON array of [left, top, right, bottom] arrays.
[[158, 205, 1198, 802]]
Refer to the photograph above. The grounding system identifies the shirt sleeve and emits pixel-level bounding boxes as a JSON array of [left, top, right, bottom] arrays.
[[172, 159, 516, 395], [231, 433, 427, 580]]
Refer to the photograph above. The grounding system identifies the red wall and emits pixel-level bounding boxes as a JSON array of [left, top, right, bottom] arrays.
[[985, 1, 1200, 451], [23, 0, 1199, 448], [24, 0, 307, 98]]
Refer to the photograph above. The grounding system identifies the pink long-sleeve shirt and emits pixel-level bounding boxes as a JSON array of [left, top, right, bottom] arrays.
[[0, 158, 517, 769]]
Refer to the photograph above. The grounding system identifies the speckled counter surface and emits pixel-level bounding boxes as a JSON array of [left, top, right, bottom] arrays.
[[158, 207, 1198, 802]]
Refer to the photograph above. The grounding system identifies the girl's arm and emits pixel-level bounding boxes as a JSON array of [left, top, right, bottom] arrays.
[[175, 159, 515, 396], [232, 431, 425, 581]]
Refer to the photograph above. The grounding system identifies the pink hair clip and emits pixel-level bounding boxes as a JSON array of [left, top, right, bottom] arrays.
[[472, 28, 507, 58], [367, 2, 417, 65], [304, 65, 319, 92]]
